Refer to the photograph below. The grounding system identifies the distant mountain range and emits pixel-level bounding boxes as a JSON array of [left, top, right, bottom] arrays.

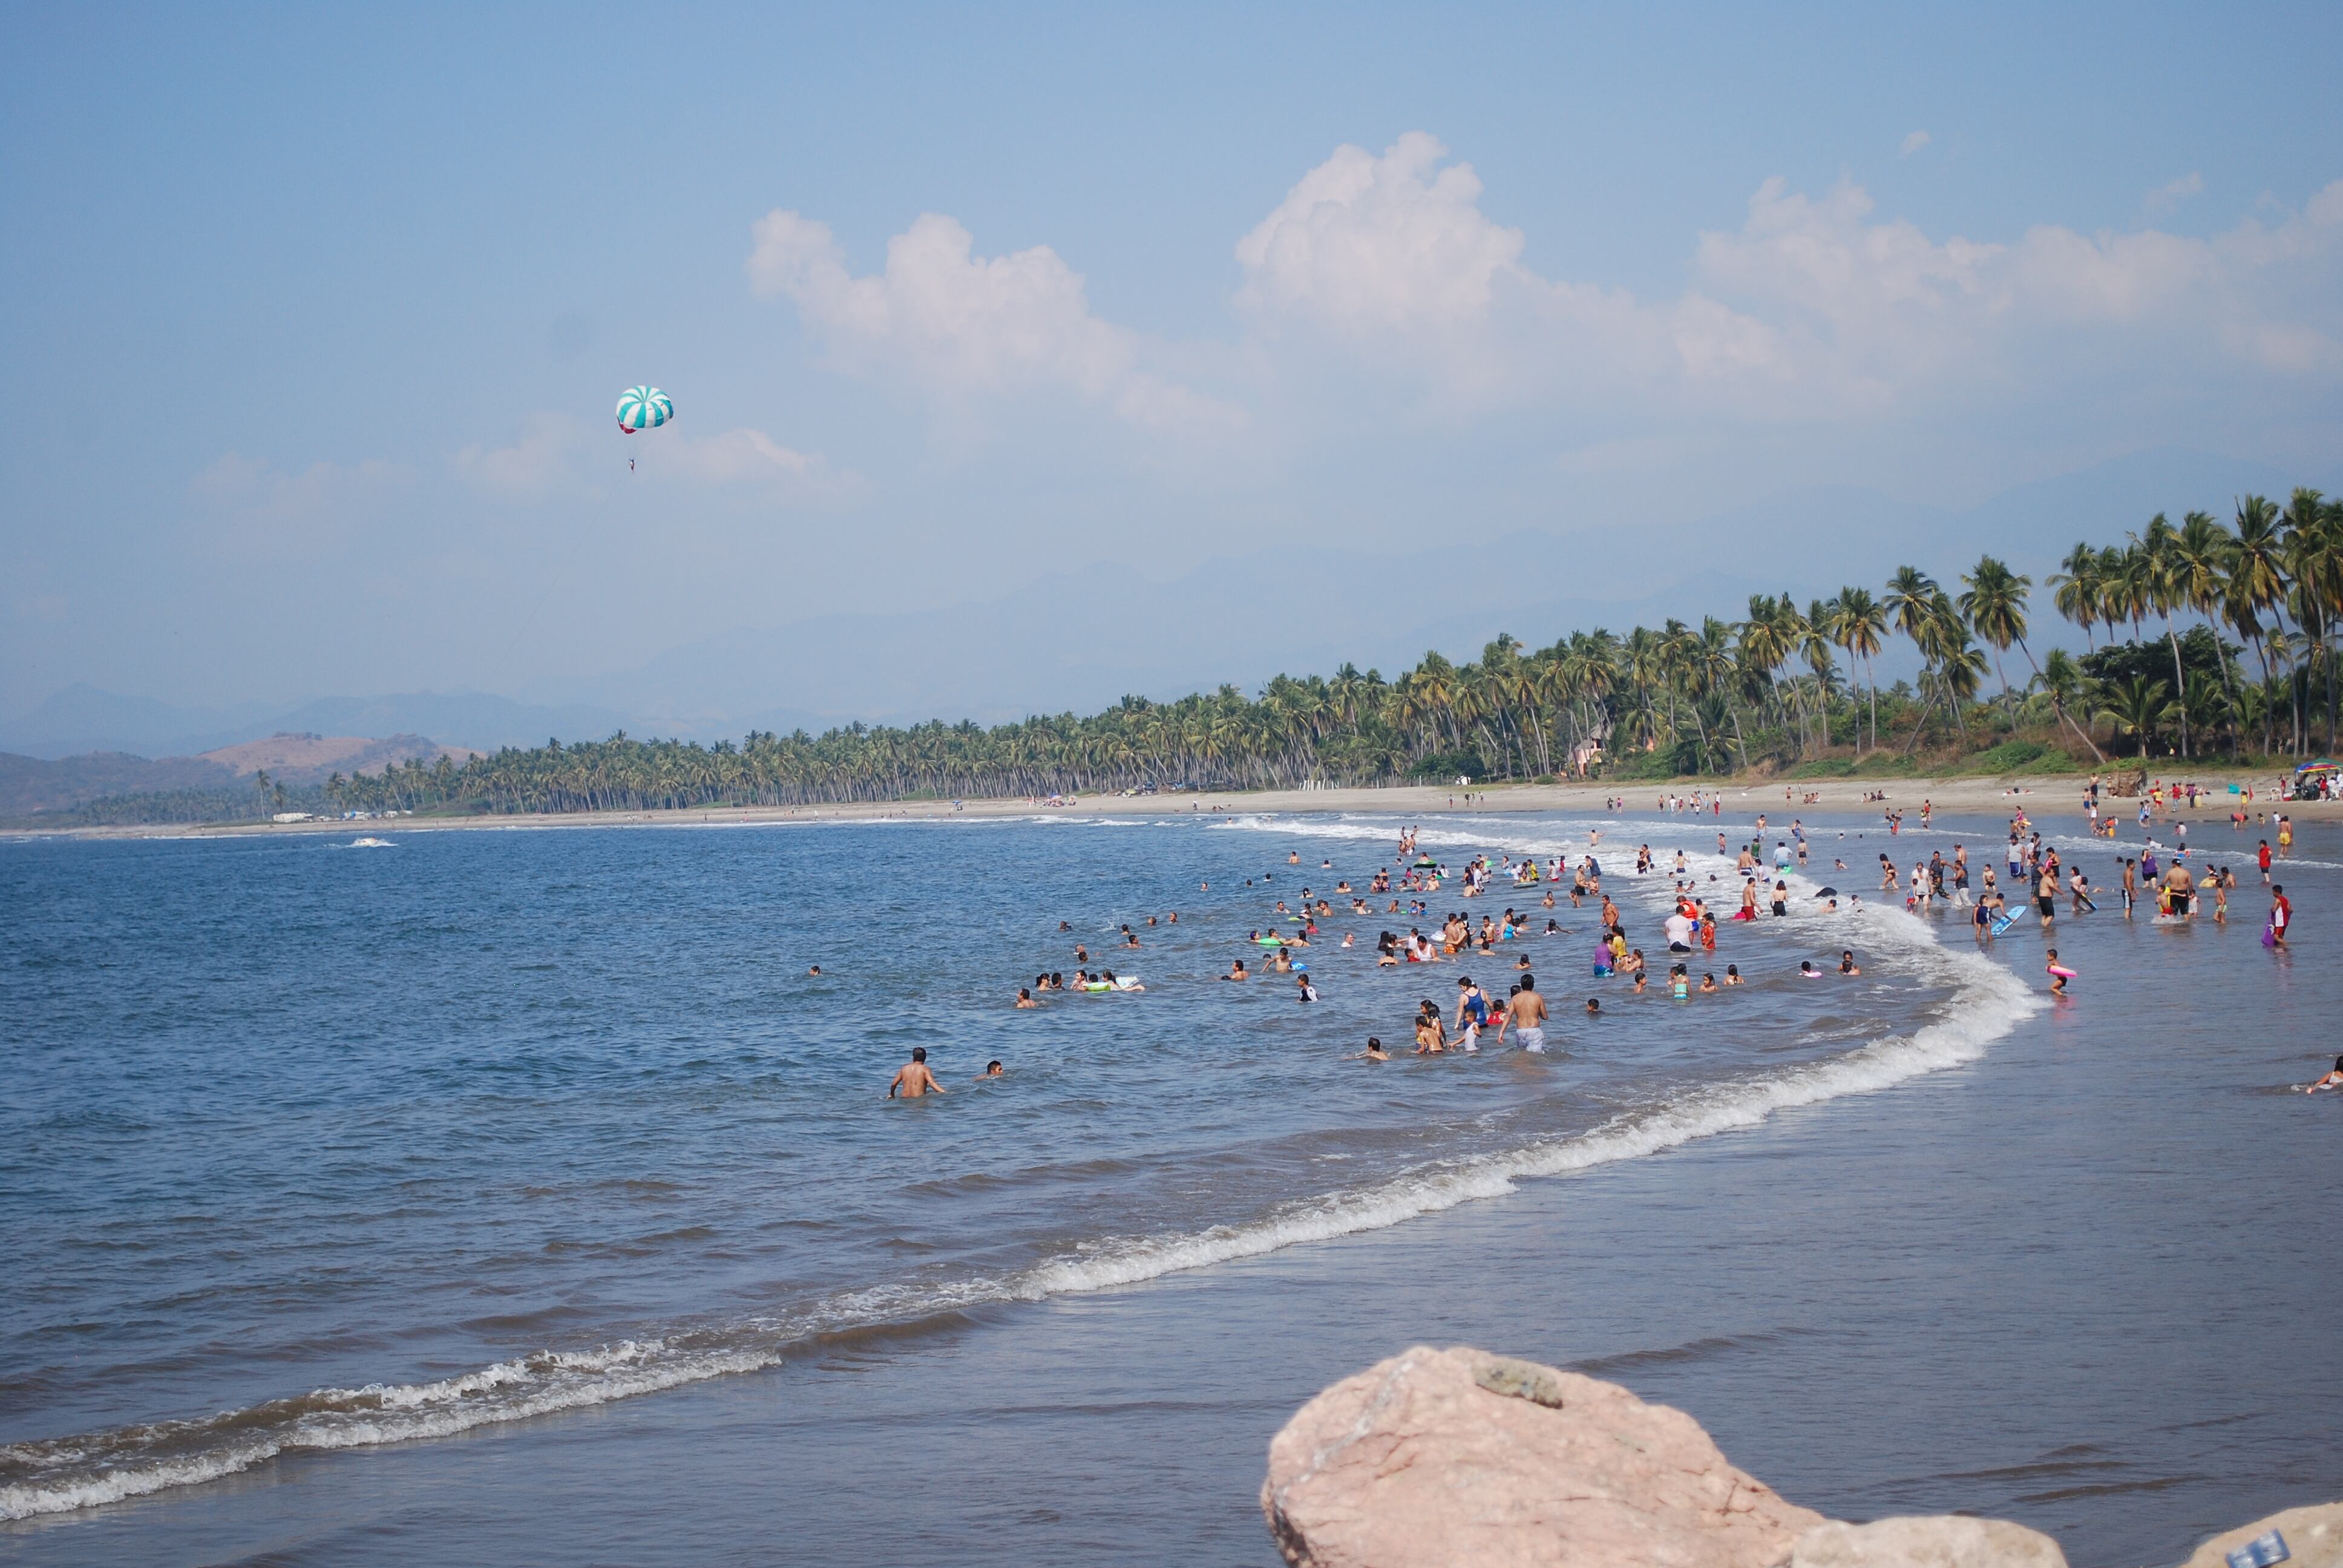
[[0, 733, 475, 818], [6, 446, 2324, 774], [0, 688, 639, 763]]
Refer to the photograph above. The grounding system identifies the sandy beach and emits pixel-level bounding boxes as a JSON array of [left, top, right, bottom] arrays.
[[15, 767, 2338, 841]]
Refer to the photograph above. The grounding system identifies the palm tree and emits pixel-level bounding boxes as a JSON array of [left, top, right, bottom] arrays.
[[1885, 568, 1943, 751], [2049, 543, 2103, 649], [2280, 488, 2337, 753], [1956, 555, 2029, 714], [2131, 514, 2194, 756], [1959, 552, 2104, 762], [2229, 495, 2289, 757], [2095, 674, 2177, 759], [1827, 586, 1887, 754]]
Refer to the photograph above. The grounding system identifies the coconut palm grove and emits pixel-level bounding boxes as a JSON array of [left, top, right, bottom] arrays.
[[70, 489, 2343, 824]]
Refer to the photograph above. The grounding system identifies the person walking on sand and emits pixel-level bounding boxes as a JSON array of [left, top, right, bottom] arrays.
[[888, 1047, 945, 1099]]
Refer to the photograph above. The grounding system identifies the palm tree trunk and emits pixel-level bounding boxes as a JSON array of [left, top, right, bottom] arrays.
[[2013, 636, 2106, 763], [1864, 658, 1879, 755], [2163, 617, 2191, 757], [1901, 674, 1938, 757]]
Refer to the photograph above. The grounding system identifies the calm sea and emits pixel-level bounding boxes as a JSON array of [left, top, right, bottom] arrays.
[[3, 807, 2336, 1565]]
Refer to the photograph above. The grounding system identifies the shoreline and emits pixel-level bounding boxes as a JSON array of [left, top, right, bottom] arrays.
[[7, 769, 2336, 841]]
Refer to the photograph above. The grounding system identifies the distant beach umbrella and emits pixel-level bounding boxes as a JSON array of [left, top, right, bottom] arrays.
[[615, 386, 673, 434]]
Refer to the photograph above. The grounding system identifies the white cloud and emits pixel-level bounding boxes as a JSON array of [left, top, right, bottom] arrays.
[[663, 426, 827, 485], [748, 208, 1235, 431], [1234, 131, 1525, 333], [189, 452, 409, 552], [1230, 136, 2343, 413], [2146, 171, 2204, 214], [455, 412, 580, 500], [1901, 129, 1932, 156], [456, 413, 841, 498]]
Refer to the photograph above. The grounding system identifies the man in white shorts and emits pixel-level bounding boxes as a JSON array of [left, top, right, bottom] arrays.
[[1504, 975, 1550, 1053]]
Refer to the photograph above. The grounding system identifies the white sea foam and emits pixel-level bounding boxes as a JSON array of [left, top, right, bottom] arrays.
[[0, 1341, 774, 1520], [1, 809, 2040, 1522]]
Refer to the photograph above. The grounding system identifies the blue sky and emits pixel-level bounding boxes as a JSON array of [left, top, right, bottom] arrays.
[[5, 2, 2341, 732]]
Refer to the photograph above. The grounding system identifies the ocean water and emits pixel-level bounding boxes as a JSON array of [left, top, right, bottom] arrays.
[[2, 806, 2336, 1566]]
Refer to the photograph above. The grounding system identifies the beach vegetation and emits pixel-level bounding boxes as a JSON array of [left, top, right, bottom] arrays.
[[25, 490, 2343, 825]]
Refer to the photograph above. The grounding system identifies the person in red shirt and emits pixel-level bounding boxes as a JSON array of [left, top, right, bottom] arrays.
[[2269, 884, 2292, 950], [2258, 840, 2273, 883]]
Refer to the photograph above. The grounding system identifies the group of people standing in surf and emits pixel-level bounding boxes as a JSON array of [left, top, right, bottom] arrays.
[[879, 788, 2313, 1096]]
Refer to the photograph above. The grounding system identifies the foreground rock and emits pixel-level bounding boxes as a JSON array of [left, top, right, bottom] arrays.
[[1791, 1516, 2066, 1567], [2183, 1503, 2343, 1568], [1261, 1345, 1826, 1567]]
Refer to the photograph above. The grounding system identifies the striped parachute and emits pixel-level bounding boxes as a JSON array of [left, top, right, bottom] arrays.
[[615, 386, 673, 434]]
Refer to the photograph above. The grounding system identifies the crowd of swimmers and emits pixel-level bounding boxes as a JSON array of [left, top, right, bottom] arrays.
[[881, 792, 2317, 1094]]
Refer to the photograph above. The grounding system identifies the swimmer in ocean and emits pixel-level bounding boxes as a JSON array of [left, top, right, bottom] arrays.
[[888, 1047, 944, 1099], [1015, 987, 1038, 1008], [2307, 1056, 2343, 1094], [1352, 1037, 1390, 1061], [1502, 975, 1547, 1050], [980, 1060, 1004, 1078]]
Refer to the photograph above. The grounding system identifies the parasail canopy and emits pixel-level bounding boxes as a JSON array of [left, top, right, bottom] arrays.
[[615, 386, 673, 434]]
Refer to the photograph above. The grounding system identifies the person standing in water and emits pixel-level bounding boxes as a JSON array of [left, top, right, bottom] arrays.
[[1504, 975, 1548, 1052], [888, 1047, 944, 1099], [1453, 976, 1490, 1052]]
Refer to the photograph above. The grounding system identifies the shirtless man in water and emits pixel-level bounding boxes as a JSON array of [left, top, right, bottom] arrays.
[[888, 1047, 944, 1099], [1503, 975, 1549, 1052]]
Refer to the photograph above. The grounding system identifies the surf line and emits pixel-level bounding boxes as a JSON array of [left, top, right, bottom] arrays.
[[3, 819, 2039, 1523]]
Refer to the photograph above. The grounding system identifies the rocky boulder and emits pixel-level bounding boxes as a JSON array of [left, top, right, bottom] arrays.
[[2181, 1503, 2343, 1568], [1260, 1344, 1826, 1567], [1791, 1515, 2067, 1566]]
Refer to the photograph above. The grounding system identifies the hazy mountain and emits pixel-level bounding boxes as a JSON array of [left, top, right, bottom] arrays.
[[0, 751, 237, 818], [0, 685, 280, 761], [0, 688, 641, 762], [10, 448, 2322, 758], [571, 543, 1778, 736], [197, 733, 479, 784], [252, 694, 636, 755]]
